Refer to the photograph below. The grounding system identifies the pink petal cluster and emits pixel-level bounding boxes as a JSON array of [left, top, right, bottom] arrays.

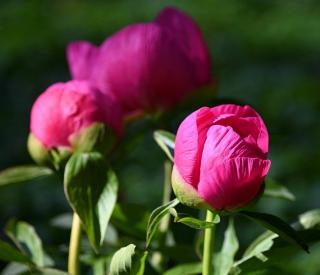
[[67, 7, 211, 116], [30, 80, 122, 149], [173, 104, 271, 211]]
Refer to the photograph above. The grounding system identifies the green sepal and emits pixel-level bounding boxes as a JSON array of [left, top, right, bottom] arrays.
[[27, 134, 71, 170], [27, 134, 52, 167], [171, 165, 212, 211], [69, 123, 115, 154]]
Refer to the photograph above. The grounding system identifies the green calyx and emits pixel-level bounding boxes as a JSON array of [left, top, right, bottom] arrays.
[[69, 123, 116, 154], [28, 123, 115, 170], [27, 134, 71, 170], [171, 165, 213, 211]]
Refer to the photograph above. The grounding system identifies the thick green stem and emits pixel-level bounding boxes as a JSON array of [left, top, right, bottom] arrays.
[[68, 213, 82, 275], [203, 210, 215, 275]]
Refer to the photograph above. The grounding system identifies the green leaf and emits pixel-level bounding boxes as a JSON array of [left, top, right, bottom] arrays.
[[109, 244, 148, 275], [130, 251, 148, 275], [70, 122, 115, 153], [235, 231, 277, 268], [5, 220, 44, 266], [50, 213, 73, 229], [234, 209, 320, 273], [163, 262, 202, 275], [263, 179, 295, 201], [146, 198, 179, 248], [153, 130, 175, 161], [298, 209, 320, 230], [1, 262, 29, 275], [111, 203, 150, 239], [169, 208, 220, 229], [64, 152, 118, 251], [0, 239, 32, 264], [0, 166, 53, 187], [240, 211, 309, 252], [215, 218, 239, 275], [32, 268, 69, 275]]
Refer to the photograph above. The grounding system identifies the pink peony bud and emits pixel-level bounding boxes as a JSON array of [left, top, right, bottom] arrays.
[[67, 7, 211, 116], [172, 104, 271, 211], [28, 80, 122, 166]]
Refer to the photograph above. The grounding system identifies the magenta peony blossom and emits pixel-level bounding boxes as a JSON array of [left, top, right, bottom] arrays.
[[30, 80, 122, 149], [67, 7, 211, 116], [172, 104, 271, 211]]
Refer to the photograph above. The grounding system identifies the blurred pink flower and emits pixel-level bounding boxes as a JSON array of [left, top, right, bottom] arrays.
[[30, 80, 122, 149], [173, 104, 271, 211], [67, 7, 211, 116]]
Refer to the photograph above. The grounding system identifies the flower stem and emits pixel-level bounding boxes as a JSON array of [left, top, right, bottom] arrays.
[[68, 213, 82, 275], [151, 161, 172, 271], [202, 210, 215, 275], [159, 160, 173, 235]]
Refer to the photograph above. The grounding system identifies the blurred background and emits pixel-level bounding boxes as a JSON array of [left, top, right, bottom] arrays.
[[0, 0, 320, 273]]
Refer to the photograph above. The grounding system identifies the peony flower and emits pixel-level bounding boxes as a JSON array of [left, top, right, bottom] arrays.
[[67, 7, 211, 116], [172, 104, 271, 211], [28, 80, 122, 167]]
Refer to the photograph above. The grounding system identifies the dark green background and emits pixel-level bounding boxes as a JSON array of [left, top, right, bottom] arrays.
[[1, 0, 320, 273]]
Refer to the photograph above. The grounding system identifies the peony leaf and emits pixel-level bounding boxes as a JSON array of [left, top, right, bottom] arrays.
[[163, 262, 202, 275], [215, 218, 239, 275], [33, 268, 69, 274], [153, 130, 175, 161], [0, 240, 32, 264], [240, 211, 309, 253], [146, 198, 179, 248], [263, 179, 295, 201], [169, 208, 220, 229], [64, 152, 118, 251], [298, 209, 320, 230], [111, 203, 150, 239], [109, 244, 148, 275], [5, 220, 45, 267], [0, 166, 53, 187]]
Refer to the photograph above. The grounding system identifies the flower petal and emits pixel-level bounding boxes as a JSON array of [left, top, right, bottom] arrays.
[[66, 41, 98, 80], [30, 81, 122, 148], [155, 7, 211, 85], [211, 104, 269, 155], [174, 107, 214, 188], [92, 23, 195, 115], [200, 125, 265, 164], [198, 157, 271, 210]]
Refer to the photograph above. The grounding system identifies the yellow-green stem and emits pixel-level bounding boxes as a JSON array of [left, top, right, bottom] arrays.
[[159, 161, 173, 235], [152, 161, 173, 271], [68, 213, 82, 275], [202, 210, 215, 275]]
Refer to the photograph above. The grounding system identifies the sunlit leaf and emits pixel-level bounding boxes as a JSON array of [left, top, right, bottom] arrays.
[[240, 211, 309, 252], [6, 220, 45, 266], [163, 262, 202, 275], [298, 209, 320, 230], [1, 262, 29, 275], [109, 244, 148, 275], [235, 231, 277, 268], [50, 213, 73, 229], [0, 240, 32, 264], [33, 268, 69, 274], [169, 208, 220, 229], [215, 218, 239, 275], [64, 152, 118, 251], [0, 166, 53, 187], [263, 179, 295, 201], [153, 130, 175, 161], [146, 199, 179, 248]]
